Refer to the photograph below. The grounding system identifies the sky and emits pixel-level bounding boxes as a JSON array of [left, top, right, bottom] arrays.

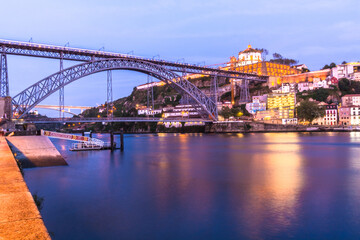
[[1, 0, 359, 116]]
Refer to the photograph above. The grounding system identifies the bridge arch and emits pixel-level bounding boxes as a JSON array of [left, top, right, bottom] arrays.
[[12, 58, 217, 120]]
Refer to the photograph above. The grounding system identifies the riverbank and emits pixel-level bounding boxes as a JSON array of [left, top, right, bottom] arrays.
[[0, 136, 51, 239]]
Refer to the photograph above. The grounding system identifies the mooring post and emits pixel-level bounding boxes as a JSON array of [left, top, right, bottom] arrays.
[[120, 128, 124, 152], [110, 131, 114, 151]]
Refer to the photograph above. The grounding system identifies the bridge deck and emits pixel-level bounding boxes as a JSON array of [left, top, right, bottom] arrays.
[[16, 117, 212, 124], [0, 39, 268, 80]]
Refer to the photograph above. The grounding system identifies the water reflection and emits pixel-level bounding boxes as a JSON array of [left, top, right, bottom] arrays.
[[23, 133, 360, 239]]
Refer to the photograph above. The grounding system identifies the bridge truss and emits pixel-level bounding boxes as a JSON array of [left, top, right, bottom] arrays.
[[0, 39, 268, 121]]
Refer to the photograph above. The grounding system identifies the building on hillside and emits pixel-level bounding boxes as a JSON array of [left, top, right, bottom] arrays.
[[297, 82, 314, 92], [281, 83, 297, 93], [227, 61, 300, 78], [137, 108, 162, 116], [270, 69, 331, 88], [342, 94, 360, 107], [245, 99, 266, 115], [339, 106, 351, 125], [332, 62, 360, 81], [294, 64, 308, 71], [228, 45, 263, 67], [218, 101, 233, 110], [350, 106, 360, 125], [163, 104, 202, 119], [267, 92, 296, 119], [252, 95, 268, 102], [254, 93, 296, 121], [136, 81, 164, 90], [324, 104, 338, 126]]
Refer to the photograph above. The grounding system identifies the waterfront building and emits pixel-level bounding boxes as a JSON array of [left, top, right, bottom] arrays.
[[267, 92, 296, 119], [342, 94, 360, 107], [331, 62, 360, 81], [350, 106, 360, 125], [324, 104, 338, 125], [282, 118, 298, 125], [245, 99, 266, 115], [312, 117, 325, 125], [339, 106, 351, 125]]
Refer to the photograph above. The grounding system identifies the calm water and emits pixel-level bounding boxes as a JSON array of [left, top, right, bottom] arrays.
[[24, 132, 360, 239]]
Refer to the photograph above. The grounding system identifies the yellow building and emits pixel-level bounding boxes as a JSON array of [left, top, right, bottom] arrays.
[[267, 93, 296, 119]]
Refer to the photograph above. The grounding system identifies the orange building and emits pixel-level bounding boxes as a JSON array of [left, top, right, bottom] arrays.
[[268, 69, 331, 88]]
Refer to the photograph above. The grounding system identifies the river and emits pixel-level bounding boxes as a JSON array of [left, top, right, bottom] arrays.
[[24, 132, 360, 239]]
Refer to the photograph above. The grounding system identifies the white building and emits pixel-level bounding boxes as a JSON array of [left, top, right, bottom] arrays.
[[297, 82, 314, 92], [137, 108, 162, 116], [245, 99, 266, 115], [163, 104, 202, 119], [313, 78, 329, 89], [281, 83, 297, 93], [324, 104, 338, 126], [350, 107, 360, 125], [231, 45, 262, 67], [136, 81, 164, 90], [332, 62, 360, 81], [282, 118, 298, 125]]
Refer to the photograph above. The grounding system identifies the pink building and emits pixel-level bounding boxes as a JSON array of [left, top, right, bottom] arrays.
[[342, 94, 360, 107], [338, 107, 351, 126]]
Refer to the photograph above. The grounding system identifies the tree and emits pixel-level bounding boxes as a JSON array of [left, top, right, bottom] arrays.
[[296, 100, 325, 124], [322, 62, 337, 69], [219, 106, 232, 119], [329, 62, 336, 68], [255, 48, 269, 61], [273, 53, 283, 59], [270, 52, 298, 66]]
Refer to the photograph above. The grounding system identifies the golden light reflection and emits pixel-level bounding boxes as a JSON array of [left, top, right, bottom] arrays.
[[232, 133, 304, 237]]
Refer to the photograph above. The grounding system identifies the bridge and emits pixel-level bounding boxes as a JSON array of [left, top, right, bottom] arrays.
[[0, 39, 268, 122], [33, 104, 92, 116], [16, 117, 212, 124]]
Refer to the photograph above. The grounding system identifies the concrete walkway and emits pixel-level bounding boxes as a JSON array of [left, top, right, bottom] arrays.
[[0, 137, 51, 239]]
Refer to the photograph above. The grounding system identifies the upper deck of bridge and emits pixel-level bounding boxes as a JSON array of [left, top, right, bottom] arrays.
[[0, 39, 268, 81]]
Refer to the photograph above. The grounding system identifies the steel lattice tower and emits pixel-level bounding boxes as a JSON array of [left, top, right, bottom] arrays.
[[107, 70, 113, 118], [239, 79, 250, 103], [59, 52, 64, 119], [0, 52, 9, 97]]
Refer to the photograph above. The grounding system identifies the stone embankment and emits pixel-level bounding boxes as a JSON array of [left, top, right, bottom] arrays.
[[206, 121, 307, 133], [0, 136, 51, 239], [6, 136, 67, 168]]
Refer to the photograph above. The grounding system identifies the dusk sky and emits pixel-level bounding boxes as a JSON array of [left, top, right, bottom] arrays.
[[1, 0, 359, 115]]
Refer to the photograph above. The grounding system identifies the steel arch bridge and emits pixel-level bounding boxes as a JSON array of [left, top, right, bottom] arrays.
[[12, 58, 219, 120]]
